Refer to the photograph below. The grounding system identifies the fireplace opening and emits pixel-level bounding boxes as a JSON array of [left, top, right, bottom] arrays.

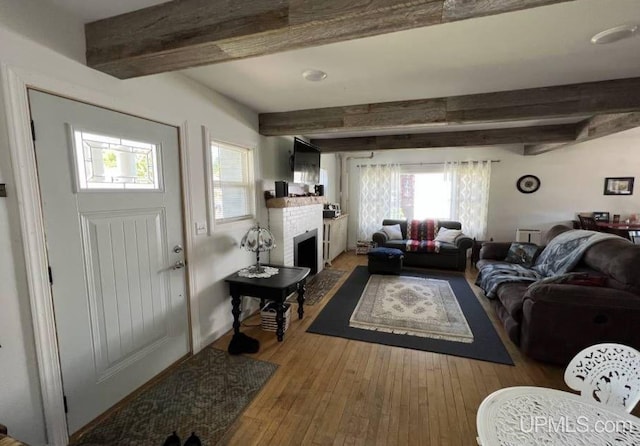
[[294, 229, 318, 274]]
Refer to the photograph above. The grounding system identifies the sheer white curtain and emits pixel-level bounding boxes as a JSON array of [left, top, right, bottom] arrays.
[[358, 164, 401, 240], [445, 161, 491, 240]]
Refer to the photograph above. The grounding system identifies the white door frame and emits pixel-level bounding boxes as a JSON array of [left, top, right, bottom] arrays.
[[1, 64, 201, 446]]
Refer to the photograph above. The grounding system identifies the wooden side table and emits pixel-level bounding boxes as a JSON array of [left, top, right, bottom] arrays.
[[225, 265, 310, 342]]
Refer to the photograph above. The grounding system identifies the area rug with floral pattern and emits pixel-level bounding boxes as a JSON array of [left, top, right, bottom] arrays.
[[349, 275, 474, 343]]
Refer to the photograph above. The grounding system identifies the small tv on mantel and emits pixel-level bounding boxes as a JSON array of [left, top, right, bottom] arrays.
[[292, 137, 320, 185]]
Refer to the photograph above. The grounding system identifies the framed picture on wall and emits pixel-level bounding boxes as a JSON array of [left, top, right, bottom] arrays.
[[604, 177, 634, 195]]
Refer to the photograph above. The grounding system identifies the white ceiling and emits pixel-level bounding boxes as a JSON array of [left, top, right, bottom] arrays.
[[181, 0, 640, 113], [43, 0, 640, 120]]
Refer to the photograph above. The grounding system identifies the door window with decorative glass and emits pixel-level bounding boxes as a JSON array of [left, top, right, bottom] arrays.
[[208, 140, 255, 225]]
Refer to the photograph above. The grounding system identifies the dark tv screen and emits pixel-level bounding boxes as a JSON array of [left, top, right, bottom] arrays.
[[293, 138, 320, 185]]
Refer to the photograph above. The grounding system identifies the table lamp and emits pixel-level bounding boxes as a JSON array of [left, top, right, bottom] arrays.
[[240, 223, 276, 274]]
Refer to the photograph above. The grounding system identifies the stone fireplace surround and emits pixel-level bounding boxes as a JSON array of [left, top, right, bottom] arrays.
[[267, 198, 324, 275]]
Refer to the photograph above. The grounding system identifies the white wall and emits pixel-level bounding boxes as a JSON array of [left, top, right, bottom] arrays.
[[320, 153, 340, 204], [0, 0, 85, 62], [258, 139, 340, 204], [0, 12, 289, 445], [346, 130, 640, 247]]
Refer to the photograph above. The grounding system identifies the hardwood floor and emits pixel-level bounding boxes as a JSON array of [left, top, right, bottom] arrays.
[[213, 252, 566, 445]]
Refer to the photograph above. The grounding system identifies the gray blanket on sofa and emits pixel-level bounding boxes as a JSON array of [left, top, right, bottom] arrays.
[[477, 230, 620, 298]]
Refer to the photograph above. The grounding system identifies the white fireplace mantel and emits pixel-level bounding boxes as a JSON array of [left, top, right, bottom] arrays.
[[268, 203, 323, 274]]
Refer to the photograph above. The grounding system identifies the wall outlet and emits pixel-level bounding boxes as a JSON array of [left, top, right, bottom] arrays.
[[195, 221, 207, 235]]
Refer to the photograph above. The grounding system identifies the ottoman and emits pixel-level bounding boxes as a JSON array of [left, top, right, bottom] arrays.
[[368, 247, 404, 274]]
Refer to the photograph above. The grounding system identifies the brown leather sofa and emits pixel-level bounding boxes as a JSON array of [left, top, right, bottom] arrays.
[[477, 225, 640, 364], [372, 219, 473, 271]]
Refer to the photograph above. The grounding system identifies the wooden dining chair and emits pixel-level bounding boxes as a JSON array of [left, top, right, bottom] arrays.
[[578, 215, 600, 231], [564, 343, 640, 413]]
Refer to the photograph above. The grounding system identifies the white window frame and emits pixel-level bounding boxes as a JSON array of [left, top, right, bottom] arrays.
[[202, 126, 256, 233]]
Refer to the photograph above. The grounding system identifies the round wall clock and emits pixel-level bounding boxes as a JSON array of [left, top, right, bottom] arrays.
[[517, 175, 541, 194]]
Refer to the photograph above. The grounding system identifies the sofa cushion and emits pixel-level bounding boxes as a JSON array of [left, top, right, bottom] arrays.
[[437, 242, 463, 254], [406, 239, 439, 252], [434, 227, 462, 243], [582, 239, 640, 294], [504, 242, 541, 267], [476, 259, 511, 269], [382, 219, 408, 239], [381, 224, 403, 240], [496, 282, 531, 323], [493, 300, 521, 346]]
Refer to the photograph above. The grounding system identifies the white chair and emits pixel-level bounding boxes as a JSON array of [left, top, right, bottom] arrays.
[[564, 343, 640, 413]]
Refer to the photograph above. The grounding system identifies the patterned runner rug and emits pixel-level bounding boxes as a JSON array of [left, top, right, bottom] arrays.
[[72, 347, 277, 446], [350, 275, 474, 343], [302, 268, 346, 306]]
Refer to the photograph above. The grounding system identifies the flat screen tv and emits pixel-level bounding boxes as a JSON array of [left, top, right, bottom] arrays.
[[292, 138, 320, 185]]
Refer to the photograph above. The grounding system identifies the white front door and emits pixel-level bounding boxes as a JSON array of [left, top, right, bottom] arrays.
[[28, 90, 190, 434]]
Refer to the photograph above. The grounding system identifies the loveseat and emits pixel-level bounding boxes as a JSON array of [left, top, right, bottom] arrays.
[[477, 225, 640, 364], [372, 219, 473, 271]]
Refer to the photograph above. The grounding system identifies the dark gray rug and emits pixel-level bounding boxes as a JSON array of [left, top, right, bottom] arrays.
[[72, 347, 277, 446], [307, 266, 513, 365], [302, 268, 346, 306]]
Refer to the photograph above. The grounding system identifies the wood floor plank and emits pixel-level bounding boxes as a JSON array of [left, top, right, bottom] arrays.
[[363, 345, 392, 445], [312, 341, 364, 445], [385, 347, 405, 446], [337, 342, 377, 445], [214, 252, 566, 445]]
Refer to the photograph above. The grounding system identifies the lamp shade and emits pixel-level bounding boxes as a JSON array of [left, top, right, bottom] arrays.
[[240, 224, 276, 253]]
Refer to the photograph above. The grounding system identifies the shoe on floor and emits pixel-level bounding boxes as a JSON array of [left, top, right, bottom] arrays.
[[228, 332, 260, 355], [162, 431, 180, 446], [184, 432, 202, 446]]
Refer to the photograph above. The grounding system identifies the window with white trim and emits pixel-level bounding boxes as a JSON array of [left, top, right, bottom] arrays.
[[208, 140, 255, 225]]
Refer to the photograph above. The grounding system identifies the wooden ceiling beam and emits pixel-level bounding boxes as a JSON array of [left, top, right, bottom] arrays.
[[524, 112, 640, 155], [310, 124, 577, 152], [522, 143, 565, 156], [260, 77, 640, 136], [85, 0, 573, 79]]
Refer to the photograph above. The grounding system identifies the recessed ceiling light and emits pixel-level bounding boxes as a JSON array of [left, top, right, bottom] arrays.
[[591, 24, 638, 44], [302, 69, 328, 82]]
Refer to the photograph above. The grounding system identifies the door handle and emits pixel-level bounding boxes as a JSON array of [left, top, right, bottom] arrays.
[[172, 260, 186, 270], [173, 244, 183, 253]]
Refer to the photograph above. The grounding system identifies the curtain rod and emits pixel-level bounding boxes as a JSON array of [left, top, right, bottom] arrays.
[[355, 160, 501, 168]]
